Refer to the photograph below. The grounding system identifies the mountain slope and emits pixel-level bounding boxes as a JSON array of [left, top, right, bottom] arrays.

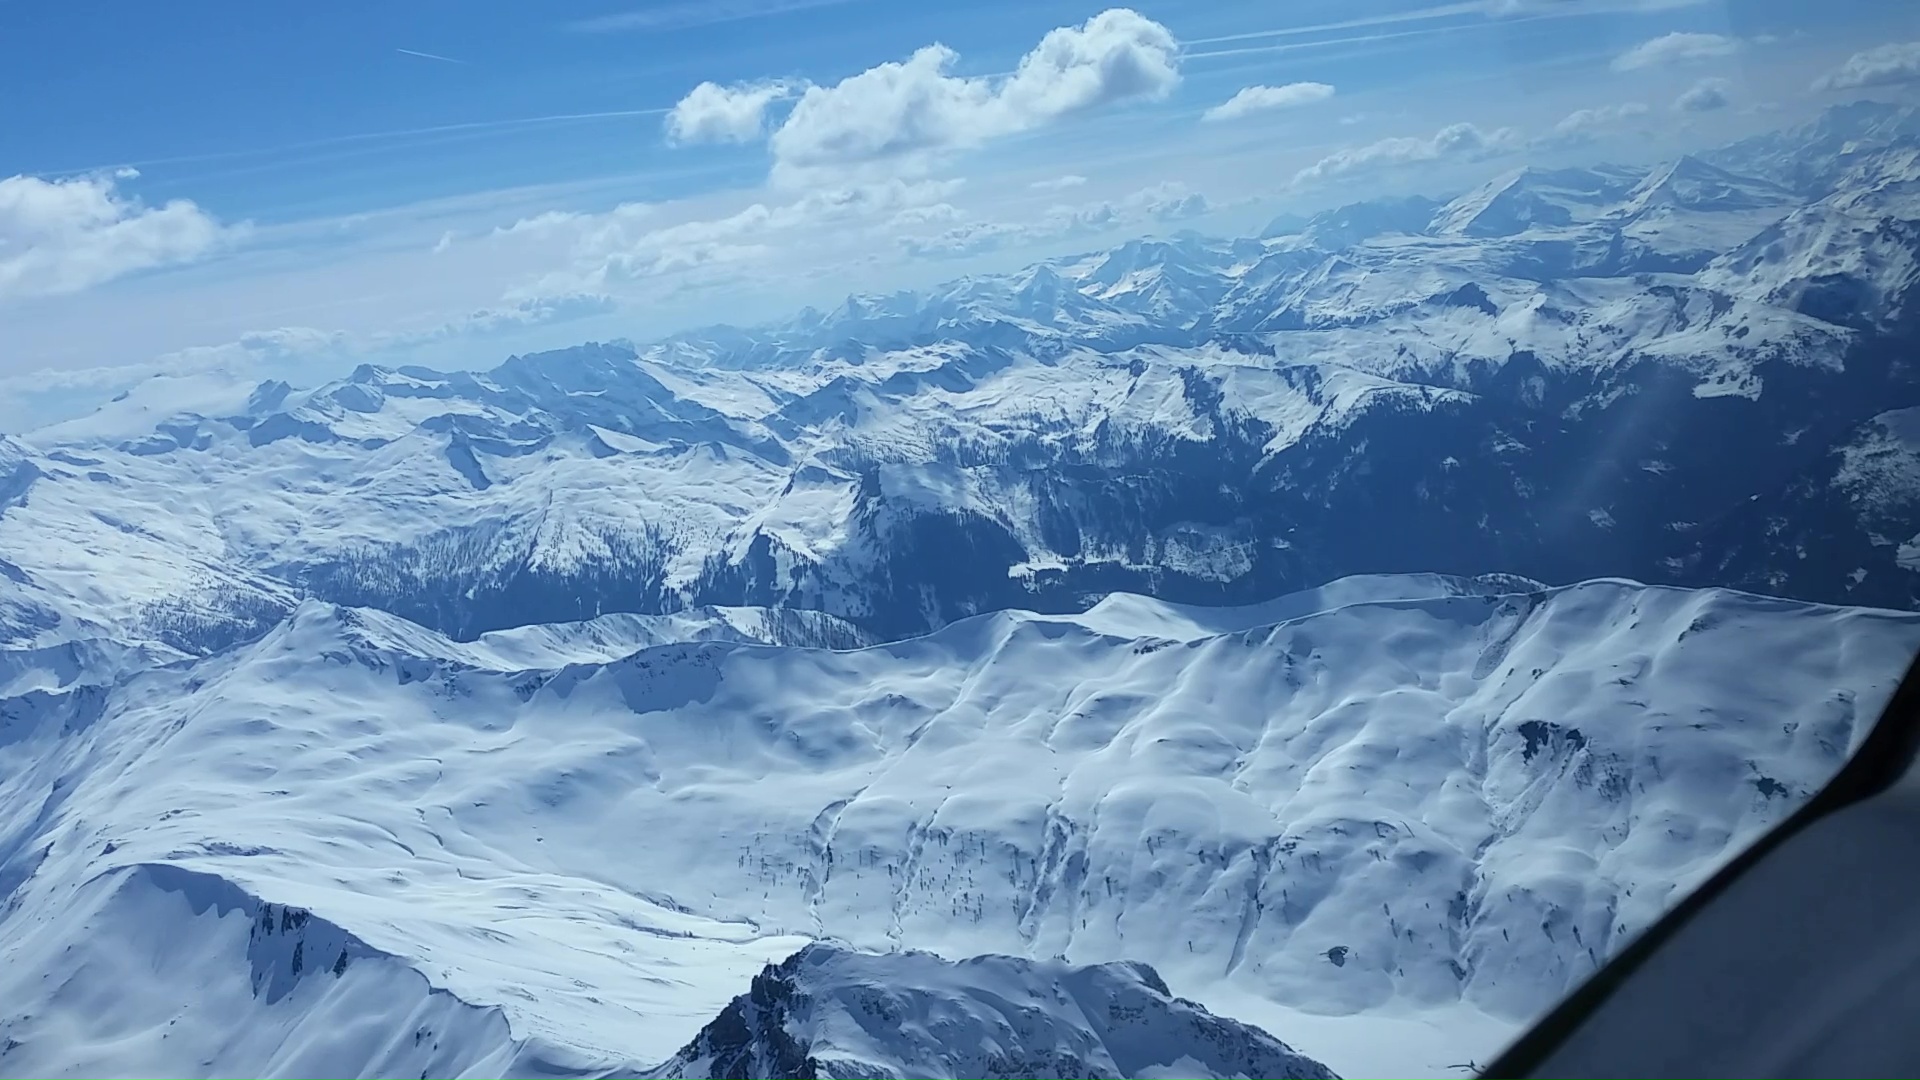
[[1, 575, 1914, 1077], [0, 863, 587, 1080]]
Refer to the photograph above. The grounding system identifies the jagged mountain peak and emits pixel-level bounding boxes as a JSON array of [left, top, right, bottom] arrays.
[[1011, 260, 1075, 298], [1430, 164, 1644, 237], [254, 596, 875, 672], [827, 290, 923, 323], [493, 341, 644, 389], [1260, 211, 1311, 238], [1808, 98, 1920, 147], [1288, 194, 1442, 249], [650, 945, 1340, 1080], [1620, 154, 1793, 216], [1702, 100, 1920, 197]]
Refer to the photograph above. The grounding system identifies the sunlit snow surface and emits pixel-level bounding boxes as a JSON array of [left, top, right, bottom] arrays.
[[5, 102, 1920, 1080], [1, 575, 1914, 1078]]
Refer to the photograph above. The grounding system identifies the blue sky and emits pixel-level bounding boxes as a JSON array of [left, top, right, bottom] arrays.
[[1, 0, 1916, 428]]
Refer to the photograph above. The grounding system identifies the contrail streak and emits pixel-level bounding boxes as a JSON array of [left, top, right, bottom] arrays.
[[396, 47, 467, 64]]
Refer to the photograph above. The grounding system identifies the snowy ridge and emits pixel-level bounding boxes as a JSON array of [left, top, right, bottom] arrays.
[[0, 344, 1480, 648], [1058, 573, 1546, 642], [248, 603, 875, 674], [0, 861, 637, 1079], [471, 608, 876, 668], [1, 574, 1915, 1077], [0, 637, 188, 698]]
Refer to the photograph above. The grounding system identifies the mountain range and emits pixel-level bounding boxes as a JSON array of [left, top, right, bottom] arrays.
[[6, 105, 1920, 656], [3, 100, 1920, 1079]]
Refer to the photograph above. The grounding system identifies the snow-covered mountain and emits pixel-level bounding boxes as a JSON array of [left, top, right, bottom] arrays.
[[4, 101, 1920, 1080], [1703, 100, 1920, 198], [1428, 165, 1643, 238], [1, 575, 1915, 1077], [649, 946, 1337, 1080], [4, 105, 1917, 656]]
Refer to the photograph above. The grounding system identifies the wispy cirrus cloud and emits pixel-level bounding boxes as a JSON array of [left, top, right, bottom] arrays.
[[1487, 0, 1709, 12], [395, 48, 466, 65], [51, 109, 672, 184], [564, 0, 860, 33], [0, 169, 243, 300], [1202, 82, 1335, 123], [1187, 2, 1485, 45], [1185, 0, 1710, 60]]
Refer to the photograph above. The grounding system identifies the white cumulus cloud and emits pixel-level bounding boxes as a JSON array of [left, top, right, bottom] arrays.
[[1293, 122, 1522, 187], [1611, 31, 1739, 72], [0, 170, 239, 300], [1031, 174, 1089, 191], [1202, 82, 1336, 123], [665, 80, 800, 144], [1813, 42, 1920, 92], [1553, 101, 1650, 136], [766, 8, 1178, 180], [1674, 77, 1731, 112]]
